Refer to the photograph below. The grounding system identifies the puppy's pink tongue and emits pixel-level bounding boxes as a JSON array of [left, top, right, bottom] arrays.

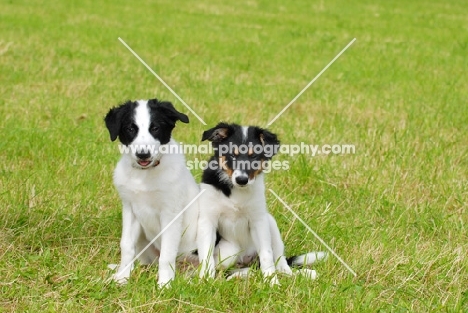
[[138, 160, 151, 167]]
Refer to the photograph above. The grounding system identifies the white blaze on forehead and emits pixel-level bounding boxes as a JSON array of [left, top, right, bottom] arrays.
[[134, 100, 151, 130], [242, 126, 249, 142], [128, 100, 161, 164], [131, 100, 154, 148]]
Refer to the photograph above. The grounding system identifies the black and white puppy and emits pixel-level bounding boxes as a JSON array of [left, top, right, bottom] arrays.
[[105, 99, 199, 287], [197, 122, 325, 283]]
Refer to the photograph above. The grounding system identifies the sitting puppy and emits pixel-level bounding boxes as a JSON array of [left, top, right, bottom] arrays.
[[197, 122, 320, 282], [105, 99, 200, 287]]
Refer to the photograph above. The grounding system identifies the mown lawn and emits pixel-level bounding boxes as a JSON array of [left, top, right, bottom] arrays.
[[1, 0, 467, 312]]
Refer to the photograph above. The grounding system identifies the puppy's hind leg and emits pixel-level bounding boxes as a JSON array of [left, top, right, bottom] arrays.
[[226, 267, 251, 281], [215, 239, 241, 270]]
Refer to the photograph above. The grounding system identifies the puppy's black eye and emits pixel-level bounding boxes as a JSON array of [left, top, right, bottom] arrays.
[[150, 126, 159, 132], [249, 154, 258, 159], [126, 125, 136, 133]]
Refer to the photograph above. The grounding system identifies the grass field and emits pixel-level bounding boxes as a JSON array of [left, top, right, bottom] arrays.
[[1, 0, 468, 311]]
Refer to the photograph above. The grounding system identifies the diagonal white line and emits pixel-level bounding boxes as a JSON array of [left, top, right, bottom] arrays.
[[118, 37, 207, 125], [268, 188, 357, 277], [266, 38, 356, 127], [116, 189, 206, 277]]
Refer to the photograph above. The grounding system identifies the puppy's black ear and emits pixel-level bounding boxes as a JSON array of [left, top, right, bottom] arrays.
[[104, 104, 126, 141], [149, 99, 189, 124], [256, 127, 280, 157], [201, 122, 232, 142]]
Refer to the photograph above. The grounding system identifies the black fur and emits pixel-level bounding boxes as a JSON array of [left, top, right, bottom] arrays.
[[286, 256, 298, 267], [201, 122, 235, 143], [104, 100, 138, 144], [201, 157, 233, 197]]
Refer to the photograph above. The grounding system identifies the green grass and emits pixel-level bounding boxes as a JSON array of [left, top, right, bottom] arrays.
[[1, 0, 467, 311]]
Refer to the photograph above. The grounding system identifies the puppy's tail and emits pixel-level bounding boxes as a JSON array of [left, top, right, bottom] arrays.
[[287, 251, 328, 267]]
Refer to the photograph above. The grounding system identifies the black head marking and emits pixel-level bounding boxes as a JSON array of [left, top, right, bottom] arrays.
[[147, 99, 189, 145], [148, 99, 189, 125], [104, 100, 138, 144], [253, 126, 280, 159], [201, 157, 233, 197], [201, 122, 236, 142]]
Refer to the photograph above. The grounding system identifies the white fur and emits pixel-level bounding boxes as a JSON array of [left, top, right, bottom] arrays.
[[111, 101, 199, 287], [241, 126, 248, 141], [197, 173, 292, 283]]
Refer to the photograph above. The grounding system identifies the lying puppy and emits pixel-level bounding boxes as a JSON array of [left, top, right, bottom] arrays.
[[197, 122, 324, 282], [105, 99, 199, 287]]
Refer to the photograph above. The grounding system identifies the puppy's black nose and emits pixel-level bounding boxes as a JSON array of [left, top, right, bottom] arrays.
[[136, 152, 151, 160], [235, 176, 249, 186]]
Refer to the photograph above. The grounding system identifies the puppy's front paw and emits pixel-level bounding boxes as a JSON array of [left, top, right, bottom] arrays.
[[262, 267, 276, 278], [157, 278, 172, 289], [157, 272, 174, 288], [266, 274, 280, 286], [111, 263, 133, 285], [112, 273, 129, 285], [276, 260, 293, 276], [199, 263, 216, 279]]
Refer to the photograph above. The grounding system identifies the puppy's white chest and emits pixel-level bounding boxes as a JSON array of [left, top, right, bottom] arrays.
[[115, 166, 162, 192], [130, 192, 164, 237], [114, 170, 167, 239], [220, 202, 249, 220], [218, 209, 251, 246], [216, 196, 255, 246]]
